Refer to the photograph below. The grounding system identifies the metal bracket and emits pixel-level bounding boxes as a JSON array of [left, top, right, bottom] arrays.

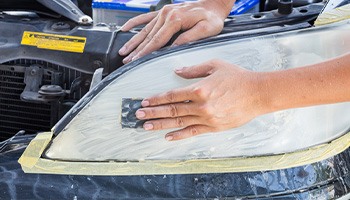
[[89, 68, 104, 91], [21, 65, 43, 103], [21, 65, 65, 103], [36, 0, 93, 25]]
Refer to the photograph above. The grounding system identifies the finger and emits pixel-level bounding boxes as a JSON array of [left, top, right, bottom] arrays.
[[122, 51, 137, 64], [122, 7, 173, 59], [142, 86, 193, 107], [165, 125, 216, 141], [130, 13, 183, 60], [132, 7, 208, 60], [127, 14, 171, 61], [119, 18, 158, 56], [174, 60, 218, 79], [143, 116, 201, 131], [136, 102, 195, 120], [121, 12, 158, 31], [172, 20, 219, 46]]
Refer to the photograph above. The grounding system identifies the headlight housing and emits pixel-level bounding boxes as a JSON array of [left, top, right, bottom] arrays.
[[44, 20, 350, 162]]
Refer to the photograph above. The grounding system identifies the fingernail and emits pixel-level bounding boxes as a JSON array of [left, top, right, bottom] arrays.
[[119, 46, 126, 55], [166, 135, 173, 141], [142, 100, 149, 107], [132, 53, 140, 61], [174, 67, 183, 73], [144, 123, 153, 131], [123, 56, 130, 64], [136, 110, 145, 118]]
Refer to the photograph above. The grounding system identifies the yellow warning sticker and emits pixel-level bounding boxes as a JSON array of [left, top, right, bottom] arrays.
[[21, 31, 86, 53]]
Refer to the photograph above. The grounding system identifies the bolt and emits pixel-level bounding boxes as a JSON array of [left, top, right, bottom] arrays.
[[82, 18, 89, 23], [109, 23, 117, 28], [31, 68, 37, 75], [278, 0, 293, 15], [93, 60, 103, 69], [71, 9, 78, 14]]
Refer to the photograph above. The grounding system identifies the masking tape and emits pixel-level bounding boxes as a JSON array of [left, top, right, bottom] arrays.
[[315, 4, 350, 26], [18, 131, 350, 175], [18, 132, 52, 168]]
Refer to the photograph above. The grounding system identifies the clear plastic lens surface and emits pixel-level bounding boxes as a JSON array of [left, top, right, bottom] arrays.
[[45, 21, 350, 161]]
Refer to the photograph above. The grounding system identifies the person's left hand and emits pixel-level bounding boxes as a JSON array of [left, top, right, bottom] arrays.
[[118, 0, 234, 64], [135, 59, 270, 141]]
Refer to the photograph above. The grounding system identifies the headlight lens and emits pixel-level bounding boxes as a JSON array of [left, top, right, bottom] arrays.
[[45, 20, 350, 161]]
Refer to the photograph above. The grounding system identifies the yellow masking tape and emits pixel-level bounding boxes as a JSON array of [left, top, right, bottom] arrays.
[[21, 31, 86, 53], [18, 132, 52, 168], [18, 131, 350, 175], [315, 4, 350, 26]]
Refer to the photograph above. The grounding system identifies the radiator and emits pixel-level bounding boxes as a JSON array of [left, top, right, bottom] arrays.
[[0, 59, 84, 141]]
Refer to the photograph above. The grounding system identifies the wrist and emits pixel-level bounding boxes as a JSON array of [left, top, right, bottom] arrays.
[[254, 71, 278, 116], [200, 0, 236, 19]]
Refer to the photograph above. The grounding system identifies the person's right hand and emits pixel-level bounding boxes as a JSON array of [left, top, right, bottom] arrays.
[[118, 0, 235, 64], [135, 59, 269, 141]]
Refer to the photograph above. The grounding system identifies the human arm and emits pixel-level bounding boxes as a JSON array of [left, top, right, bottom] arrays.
[[118, 0, 236, 64], [135, 53, 350, 141]]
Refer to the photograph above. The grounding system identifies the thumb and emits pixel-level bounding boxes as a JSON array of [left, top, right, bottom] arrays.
[[174, 60, 217, 79]]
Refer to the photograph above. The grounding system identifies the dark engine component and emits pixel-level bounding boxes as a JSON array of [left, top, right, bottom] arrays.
[[0, 0, 92, 24], [0, 60, 88, 140], [0, 11, 134, 141], [0, 0, 323, 141], [262, 0, 323, 11], [0, 0, 61, 18]]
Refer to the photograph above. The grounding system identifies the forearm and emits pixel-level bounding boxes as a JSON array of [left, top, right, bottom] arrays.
[[262, 53, 350, 113], [137, 54, 349, 140]]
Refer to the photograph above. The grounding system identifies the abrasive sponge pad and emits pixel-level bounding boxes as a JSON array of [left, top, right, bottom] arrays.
[[121, 98, 146, 128]]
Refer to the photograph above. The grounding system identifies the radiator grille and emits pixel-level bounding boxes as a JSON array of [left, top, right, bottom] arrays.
[[0, 59, 83, 141], [5, 59, 83, 99]]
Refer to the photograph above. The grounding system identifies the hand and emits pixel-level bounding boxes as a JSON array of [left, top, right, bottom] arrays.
[[135, 59, 269, 141], [118, 0, 235, 64]]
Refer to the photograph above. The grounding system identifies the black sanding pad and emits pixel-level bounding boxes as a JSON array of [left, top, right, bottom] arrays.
[[121, 98, 146, 128]]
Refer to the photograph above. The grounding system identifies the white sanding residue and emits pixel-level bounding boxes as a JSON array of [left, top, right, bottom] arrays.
[[45, 21, 350, 161]]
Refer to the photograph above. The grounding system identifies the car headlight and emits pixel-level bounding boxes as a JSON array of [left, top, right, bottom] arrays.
[[41, 19, 350, 163]]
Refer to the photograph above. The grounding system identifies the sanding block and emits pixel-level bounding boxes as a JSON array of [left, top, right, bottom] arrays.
[[121, 98, 146, 128]]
